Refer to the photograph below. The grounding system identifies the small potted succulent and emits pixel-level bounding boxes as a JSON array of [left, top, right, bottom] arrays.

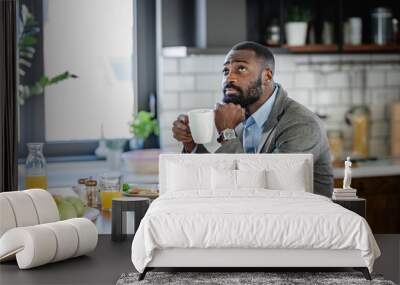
[[285, 6, 311, 46], [128, 111, 159, 150]]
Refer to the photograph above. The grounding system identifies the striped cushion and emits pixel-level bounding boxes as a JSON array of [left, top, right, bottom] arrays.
[[0, 190, 98, 269], [0, 218, 98, 269]]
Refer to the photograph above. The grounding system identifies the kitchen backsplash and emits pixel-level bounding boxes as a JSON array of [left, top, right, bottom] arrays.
[[158, 53, 400, 158]]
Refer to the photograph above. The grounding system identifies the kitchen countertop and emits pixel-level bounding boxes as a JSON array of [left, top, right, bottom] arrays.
[[18, 160, 158, 189], [18, 157, 400, 189], [333, 157, 400, 178]]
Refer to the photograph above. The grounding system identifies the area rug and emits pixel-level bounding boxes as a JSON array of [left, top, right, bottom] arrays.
[[116, 271, 396, 285]]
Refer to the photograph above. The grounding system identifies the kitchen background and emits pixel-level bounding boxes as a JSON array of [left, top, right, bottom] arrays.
[[159, 53, 400, 157], [157, 0, 400, 161]]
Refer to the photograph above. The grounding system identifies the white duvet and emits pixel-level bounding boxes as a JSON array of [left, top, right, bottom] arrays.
[[131, 190, 380, 273]]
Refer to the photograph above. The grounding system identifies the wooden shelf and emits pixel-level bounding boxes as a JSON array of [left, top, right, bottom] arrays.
[[281, 44, 339, 53], [266, 44, 400, 54], [247, 0, 400, 55], [342, 44, 400, 53]]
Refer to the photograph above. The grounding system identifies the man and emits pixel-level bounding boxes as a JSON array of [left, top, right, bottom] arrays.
[[172, 41, 333, 197]]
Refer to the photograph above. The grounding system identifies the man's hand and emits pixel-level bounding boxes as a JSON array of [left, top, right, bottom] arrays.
[[214, 103, 245, 133], [172, 114, 196, 152]]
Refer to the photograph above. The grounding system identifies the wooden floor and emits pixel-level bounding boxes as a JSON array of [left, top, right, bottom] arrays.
[[0, 235, 134, 285], [373, 234, 400, 284]]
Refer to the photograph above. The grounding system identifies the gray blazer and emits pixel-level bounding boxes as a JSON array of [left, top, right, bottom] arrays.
[[195, 84, 334, 197]]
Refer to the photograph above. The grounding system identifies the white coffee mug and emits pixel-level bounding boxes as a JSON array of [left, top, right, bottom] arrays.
[[188, 109, 215, 144]]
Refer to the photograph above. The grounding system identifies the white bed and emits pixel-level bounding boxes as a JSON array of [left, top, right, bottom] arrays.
[[131, 154, 380, 280]]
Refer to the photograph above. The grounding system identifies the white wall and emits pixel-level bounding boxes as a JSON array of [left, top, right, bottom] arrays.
[[43, 0, 134, 140], [159, 53, 400, 157]]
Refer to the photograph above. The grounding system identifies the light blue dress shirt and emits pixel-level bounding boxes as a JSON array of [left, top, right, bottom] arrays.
[[243, 84, 279, 153]]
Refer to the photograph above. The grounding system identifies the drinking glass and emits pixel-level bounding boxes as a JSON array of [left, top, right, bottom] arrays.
[[99, 172, 122, 211]]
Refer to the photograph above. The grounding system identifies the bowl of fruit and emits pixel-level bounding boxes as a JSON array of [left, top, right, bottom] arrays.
[[48, 187, 100, 221]]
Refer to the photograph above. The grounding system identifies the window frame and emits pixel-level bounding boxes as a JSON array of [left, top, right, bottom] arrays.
[[18, 0, 156, 160]]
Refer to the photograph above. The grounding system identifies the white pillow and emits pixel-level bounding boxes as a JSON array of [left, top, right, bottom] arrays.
[[237, 159, 307, 191], [266, 168, 306, 191], [236, 169, 267, 189], [212, 168, 236, 190], [211, 169, 267, 191], [167, 162, 211, 191], [165, 158, 236, 193]]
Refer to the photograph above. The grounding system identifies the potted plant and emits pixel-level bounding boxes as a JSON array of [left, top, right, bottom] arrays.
[[128, 111, 159, 150], [285, 6, 311, 46]]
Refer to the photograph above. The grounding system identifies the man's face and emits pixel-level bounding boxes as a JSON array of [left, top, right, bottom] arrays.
[[222, 49, 264, 108]]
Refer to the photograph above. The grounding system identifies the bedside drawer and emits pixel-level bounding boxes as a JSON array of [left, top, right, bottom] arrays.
[[332, 198, 366, 218]]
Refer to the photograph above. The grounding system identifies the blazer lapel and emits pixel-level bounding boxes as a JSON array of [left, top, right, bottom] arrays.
[[256, 84, 288, 153]]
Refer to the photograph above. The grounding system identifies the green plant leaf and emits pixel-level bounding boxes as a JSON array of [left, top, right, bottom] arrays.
[[19, 46, 35, 53], [39, 76, 50, 86], [48, 71, 76, 84], [129, 111, 159, 140], [19, 35, 37, 46], [30, 83, 44, 95], [19, 51, 34, 59], [287, 5, 311, 22], [19, 58, 31, 68], [22, 27, 40, 36]]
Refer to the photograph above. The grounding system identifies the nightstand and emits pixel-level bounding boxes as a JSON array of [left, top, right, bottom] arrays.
[[111, 197, 150, 242], [332, 198, 366, 218]]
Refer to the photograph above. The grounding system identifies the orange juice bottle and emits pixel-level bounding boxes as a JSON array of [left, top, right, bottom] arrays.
[[25, 143, 48, 190]]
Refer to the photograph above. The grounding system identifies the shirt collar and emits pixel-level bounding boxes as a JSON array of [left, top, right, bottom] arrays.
[[248, 84, 278, 128]]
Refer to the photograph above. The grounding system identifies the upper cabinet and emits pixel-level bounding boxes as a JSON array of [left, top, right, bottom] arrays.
[[161, 0, 246, 49], [248, 0, 400, 53], [160, 0, 400, 53]]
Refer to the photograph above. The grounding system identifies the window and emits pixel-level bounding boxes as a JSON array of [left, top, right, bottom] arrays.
[[18, 0, 137, 158]]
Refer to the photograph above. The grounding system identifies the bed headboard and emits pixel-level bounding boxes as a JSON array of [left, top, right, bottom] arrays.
[[159, 153, 313, 195]]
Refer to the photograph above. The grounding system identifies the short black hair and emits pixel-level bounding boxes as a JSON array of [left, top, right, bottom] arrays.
[[231, 41, 275, 75]]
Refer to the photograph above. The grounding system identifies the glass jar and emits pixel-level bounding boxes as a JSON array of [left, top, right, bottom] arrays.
[[77, 178, 88, 205], [327, 130, 344, 162], [393, 18, 400, 44], [345, 106, 370, 158], [265, 19, 280, 46], [25, 142, 48, 189], [85, 179, 98, 208], [371, 7, 393, 45]]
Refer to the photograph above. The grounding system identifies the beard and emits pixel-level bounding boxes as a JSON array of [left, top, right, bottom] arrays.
[[222, 75, 263, 108]]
